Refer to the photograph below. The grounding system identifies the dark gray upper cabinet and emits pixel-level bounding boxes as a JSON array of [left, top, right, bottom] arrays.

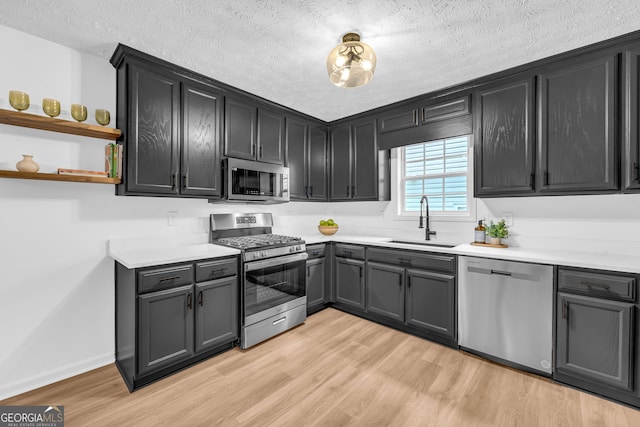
[[377, 94, 472, 150], [329, 119, 379, 201], [330, 123, 352, 200], [286, 117, 308, 199], [474, 76, 536, 196], [124, 62, 180, 195], [137, 284, 195, 376], [378, 107, 419, 134], [537, 53, 619, 193], [113, 51, 223, 199], [225, 98, 284, 165], [352, 119, 378, 200], [556, 292, 634, 391], [181, 83, 223, 197], [623, 42, 640, 192], [257, 107, 285, 164], [224, 97, 257, 161], [286, 119, 328, 201], [308, 124, 329, 201]]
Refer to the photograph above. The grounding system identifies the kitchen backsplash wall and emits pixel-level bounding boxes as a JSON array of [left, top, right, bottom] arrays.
[[1, 24, 640, 400]]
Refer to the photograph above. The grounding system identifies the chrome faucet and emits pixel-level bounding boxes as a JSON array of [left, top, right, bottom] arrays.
[[419, 195, 437, 240]]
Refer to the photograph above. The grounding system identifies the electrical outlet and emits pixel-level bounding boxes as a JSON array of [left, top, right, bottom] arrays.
[[167, 211, 178, 226]]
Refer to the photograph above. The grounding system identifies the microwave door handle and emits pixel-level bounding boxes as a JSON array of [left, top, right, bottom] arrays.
[[244, 252, 308, 272]]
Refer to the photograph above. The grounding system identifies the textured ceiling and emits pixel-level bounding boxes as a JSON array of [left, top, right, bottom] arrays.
[[1, 0, 639, 122]]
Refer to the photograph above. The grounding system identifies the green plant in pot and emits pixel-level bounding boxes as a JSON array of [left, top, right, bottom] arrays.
[[485, 219, 509, 245]]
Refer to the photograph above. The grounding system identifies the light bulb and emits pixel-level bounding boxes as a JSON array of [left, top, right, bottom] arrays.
[[361, 60, 372, 71], [340, 68, 351, 81], [335, 55, 347, 67]]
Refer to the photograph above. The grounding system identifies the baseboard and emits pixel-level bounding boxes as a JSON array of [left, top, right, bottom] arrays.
[[0, 353, 114, 401]]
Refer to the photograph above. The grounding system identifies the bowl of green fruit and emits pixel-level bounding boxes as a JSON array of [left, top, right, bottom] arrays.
[[318, 219, 339, 235]]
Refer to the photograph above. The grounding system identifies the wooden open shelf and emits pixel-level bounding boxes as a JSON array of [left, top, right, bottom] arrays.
[[0, 108, 121, 140], [0, 170, 120, 184]]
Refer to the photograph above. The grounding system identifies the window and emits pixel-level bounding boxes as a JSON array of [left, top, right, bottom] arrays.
[[400, 135, 471, 217]]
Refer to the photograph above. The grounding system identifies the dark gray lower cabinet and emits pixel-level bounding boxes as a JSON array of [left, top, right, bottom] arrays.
[[306, 243, 330, 314], [363, 250, 456, 344], [554, 266, 639, 408], [331, 244, 457, 347], [406, 268, 455, 337], [138, 284, 194, 375], [195, 276, 238, 352], [116, 257, 238, 391], [334, 245, 366, 311], [556, 293, 633, 390], [366, 262, 404, 322]]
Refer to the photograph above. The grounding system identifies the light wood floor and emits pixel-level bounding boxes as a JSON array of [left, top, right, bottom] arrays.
[[2, 308, 640, 426]]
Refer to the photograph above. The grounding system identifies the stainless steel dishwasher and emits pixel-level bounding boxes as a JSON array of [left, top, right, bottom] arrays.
[[458, 256, 554, 375]]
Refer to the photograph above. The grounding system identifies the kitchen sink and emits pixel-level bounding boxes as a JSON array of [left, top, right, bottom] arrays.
[[389, 240, 457, 248]]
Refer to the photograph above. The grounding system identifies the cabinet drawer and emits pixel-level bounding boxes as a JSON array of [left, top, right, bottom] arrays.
[[334, 243, 365, 260], [138, 264, 194, 293], [195, 258, 237, 282], [558, 268, 636, 301], [367, 247, 456, 273], [306, 244, 326, 259]]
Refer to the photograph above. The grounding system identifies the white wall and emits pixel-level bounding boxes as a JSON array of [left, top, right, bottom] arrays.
[[2, 24, 640, 400]]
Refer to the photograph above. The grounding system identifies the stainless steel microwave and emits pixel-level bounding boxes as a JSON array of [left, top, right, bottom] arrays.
[[223, 158, 290, 203]]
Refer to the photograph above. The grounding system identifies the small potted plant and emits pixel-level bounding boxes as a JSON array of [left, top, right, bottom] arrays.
[[485, 219, 509, 245]]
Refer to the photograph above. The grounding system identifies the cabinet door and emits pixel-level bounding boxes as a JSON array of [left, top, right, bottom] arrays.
[[334, 257, 365, 310], [195, 277, 238, 353], [352, 119, 378, 200], [138, 285, 194, 375], [623, 43, 640, 192], [406, 269, 456, 339], [286, 117, 308, 199], [127, 63, 180, 194], [538, 54, 618, 193], [224, 97, 257, 160], [306, 257, 326, 310], [475, 77, 535, 196], [181, 83, 222, 197], [366, 262, 405, 322], [257, 108, 285, 165], [378, 107, 419, 133], [308, 124, 329, 201], [330, 124, 352, 200], [556, 293, 634, 391]]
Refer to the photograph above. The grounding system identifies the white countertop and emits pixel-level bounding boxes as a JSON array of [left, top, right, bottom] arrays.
[[302, 234, 640, 274], [110, 243, 240, 269], [109, 234, 640, 274]]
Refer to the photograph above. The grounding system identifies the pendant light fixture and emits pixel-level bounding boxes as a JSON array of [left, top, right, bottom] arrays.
[[326, 32, 376, 88]]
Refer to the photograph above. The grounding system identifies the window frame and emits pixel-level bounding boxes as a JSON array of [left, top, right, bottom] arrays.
[[390, 135, 476, 223]]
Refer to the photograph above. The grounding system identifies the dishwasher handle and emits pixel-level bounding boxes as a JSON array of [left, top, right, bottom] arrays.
[[490, 269, 512, 277]]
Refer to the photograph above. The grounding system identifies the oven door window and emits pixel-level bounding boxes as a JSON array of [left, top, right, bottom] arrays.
[[244, 258, 305, 317]]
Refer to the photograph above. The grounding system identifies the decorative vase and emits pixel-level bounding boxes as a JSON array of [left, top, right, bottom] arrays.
[[16, 155, 40, 173], [489, 237, 501, 245]]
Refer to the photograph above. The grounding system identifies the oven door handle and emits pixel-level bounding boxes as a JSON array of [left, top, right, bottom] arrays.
[[244, 252, 308, 272]]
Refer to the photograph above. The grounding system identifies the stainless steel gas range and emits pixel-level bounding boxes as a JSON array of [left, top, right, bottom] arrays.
[[210, 213, 307, 349]]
